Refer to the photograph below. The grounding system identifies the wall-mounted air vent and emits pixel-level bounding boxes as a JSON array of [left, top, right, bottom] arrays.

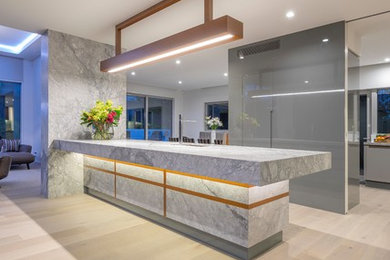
[[237, 40, 280, 59]]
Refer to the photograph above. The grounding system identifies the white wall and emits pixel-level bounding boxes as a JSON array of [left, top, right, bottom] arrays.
[[350, 63, 390, 90], [182, 85, 228, 139], [0, 55, 23, 82], [21, 60, 34, 148], [127, 81, 184, 137], [21, 58, 42, 160]]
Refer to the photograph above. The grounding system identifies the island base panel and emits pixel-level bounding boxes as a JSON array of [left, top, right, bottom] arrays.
[[85, 187, 283, 260], [83, 155, 289, 259]]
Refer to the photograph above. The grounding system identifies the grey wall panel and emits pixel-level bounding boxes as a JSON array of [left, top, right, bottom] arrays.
[[229, 22, 348, 213]]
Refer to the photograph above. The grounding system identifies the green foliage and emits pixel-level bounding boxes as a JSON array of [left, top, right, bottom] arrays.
[[80, 100, 123, 139]]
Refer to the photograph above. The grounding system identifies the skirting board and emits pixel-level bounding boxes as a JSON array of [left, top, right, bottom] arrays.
[[85, 187, 283, 260], [366, 180, 390, 190]]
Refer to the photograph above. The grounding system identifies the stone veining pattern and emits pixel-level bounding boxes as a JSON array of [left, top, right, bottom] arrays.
[[166, 189, 249, 247], [42, 30, 126, 198], [81, 155, 299, 249], [47, 150, 83, 199], [53, 139, 331, 187], [116, 163, 164, 184], [84, 168, 115, 197], [116, 176, 164, 215]]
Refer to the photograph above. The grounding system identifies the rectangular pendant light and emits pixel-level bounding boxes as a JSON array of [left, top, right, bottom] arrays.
[[100, 15, 243, 73]]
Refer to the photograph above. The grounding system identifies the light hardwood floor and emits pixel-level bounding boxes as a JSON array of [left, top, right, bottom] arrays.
[[0, 166, 389, 260]]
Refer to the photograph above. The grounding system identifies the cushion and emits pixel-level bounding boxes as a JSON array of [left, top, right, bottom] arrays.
[[1, 139, 21, 152], [0, 152, 35, 164]]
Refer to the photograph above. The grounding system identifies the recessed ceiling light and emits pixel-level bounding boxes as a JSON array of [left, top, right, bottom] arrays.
[[322, 38, 329, 43], [131, 71, 136, 76], [224, 73, 228, 77], [238, 50, 245, 60], [286, 11, 295, 19], [385, 58, 390, 62], [304, 80, 309, 84], [176, 60, 181, 64], [178, 81, 182, 84]]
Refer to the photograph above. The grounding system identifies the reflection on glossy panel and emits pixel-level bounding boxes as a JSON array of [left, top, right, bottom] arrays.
[[348, 51, 360, 210], [229, 22, 350, 213]]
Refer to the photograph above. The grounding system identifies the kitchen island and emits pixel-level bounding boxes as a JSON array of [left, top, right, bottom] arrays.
[[364, 142, 390, 188], [49, 139, 331, 259]]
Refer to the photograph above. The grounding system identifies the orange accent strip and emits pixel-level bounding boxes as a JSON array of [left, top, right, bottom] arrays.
[[85, 164, 288, 210], [114, 161, 117, 198], [248, 192, 289, 209], [84, 156, 288, 210], [163, 170, 167, 217], [115, 172, 165, 188], [166, 186, 289, 210], [166, 170, 253, 188], [85, 165, 115, 175], [87, 155, 253, 188], [166, 184, 250, 209]]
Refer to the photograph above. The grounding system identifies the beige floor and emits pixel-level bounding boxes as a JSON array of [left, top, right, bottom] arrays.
[[0, 166, 389, 260]]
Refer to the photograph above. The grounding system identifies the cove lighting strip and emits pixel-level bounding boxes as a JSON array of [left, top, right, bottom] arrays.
[[0, 33, 40, 54], [251, 89, 345, 98], [108, 34, 233, 73]]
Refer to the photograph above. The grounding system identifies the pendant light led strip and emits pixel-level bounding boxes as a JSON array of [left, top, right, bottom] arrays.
[[100, 0, 243, 73]]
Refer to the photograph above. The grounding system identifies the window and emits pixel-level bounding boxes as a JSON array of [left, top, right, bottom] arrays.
[[378, 89, 390, 133], [205, 102, 228, 130], [127, 94, 173, 141], [0, 81, 21, 140], [126, 95, 145, 140]]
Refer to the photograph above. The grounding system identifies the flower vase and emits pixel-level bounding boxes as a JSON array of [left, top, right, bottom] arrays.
[[92, 124, 114, 140], [210, 130, 216, 144]]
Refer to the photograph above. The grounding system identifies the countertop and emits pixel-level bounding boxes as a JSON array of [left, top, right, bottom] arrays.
[[365, 142, 390, 147], [53, 139, 332, 186]]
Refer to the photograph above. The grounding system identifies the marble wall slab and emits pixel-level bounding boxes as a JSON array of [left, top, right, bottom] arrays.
[[84, 167, 115, 197], [41, 30, 127, 198], [116, 162, 164, 184], [47, 150, 83, 199], [84, 156, 115, 172], [166, 189, 249, 247], [81, 155, 290, 249], [248, 196, 289, 247], [166, 171, 249, 204], [248, 180, 288, 204], [116, 176, 164, 215]]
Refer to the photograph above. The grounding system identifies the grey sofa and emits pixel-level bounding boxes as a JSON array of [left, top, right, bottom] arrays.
[[0, 141, 35, 169]]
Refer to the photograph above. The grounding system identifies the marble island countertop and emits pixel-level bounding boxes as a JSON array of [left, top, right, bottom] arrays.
[[53, 139, 331, 186]]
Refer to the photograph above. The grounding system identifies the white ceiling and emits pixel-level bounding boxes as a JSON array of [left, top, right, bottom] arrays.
[[1, 0, 390, 89], [348, 12, 390, 66]]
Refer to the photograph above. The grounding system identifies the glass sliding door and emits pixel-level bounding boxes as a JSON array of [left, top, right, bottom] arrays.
[[0, 81, 21, 140], [126, 95, 146, 139], [148, 97, 172, 141], [126, 94, 173, 141]]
